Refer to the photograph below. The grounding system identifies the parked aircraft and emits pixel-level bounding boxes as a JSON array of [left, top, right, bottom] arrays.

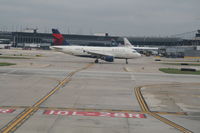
[[51, 29, 141, 64], [123, 38, 158, 50]]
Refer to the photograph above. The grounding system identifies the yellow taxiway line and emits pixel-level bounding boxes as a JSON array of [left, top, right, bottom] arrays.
[[134, 86, 193, 133], [0, 63, 93, 133]]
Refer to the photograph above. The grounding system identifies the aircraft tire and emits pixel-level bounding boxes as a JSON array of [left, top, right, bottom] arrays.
[[95, 59, 99, 63]]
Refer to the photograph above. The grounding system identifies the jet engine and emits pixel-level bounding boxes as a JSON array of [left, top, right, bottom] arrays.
[[101, 56, 114, 62]]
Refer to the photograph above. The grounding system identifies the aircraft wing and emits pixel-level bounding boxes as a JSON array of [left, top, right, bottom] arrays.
[[133, 47, 158, 50], [84, 50, 113, 57]]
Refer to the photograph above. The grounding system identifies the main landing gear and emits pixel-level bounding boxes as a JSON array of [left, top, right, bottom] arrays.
[[95, 59, 99, 63], [126, 58, 128, 64]]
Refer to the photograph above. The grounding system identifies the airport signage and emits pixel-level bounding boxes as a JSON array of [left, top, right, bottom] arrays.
[[44, 110, 146, 118], [0, 109, 15, 114]]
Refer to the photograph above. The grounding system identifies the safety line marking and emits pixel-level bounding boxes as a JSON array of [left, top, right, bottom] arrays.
[[0, 106, 187, 116], [0, 109, 15, 114]]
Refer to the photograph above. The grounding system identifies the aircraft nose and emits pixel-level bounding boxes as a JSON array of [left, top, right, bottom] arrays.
[[50, 46, 63, 51], [49, 46, 54, 50]]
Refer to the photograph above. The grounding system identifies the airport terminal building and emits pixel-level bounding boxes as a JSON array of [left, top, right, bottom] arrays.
[[1, 30, 199, 47], [0, 31, 119, 48]]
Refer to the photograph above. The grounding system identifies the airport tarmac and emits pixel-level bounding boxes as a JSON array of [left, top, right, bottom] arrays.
[[0, 49, 200, 133]]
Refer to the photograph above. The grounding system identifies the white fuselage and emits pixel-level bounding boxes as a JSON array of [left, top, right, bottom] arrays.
[[51, 45, 141, 59]]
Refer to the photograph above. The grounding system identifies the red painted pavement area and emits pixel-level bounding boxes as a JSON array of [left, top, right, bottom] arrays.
[[44, 110, 146, 118], [0, 109, 15, 114]]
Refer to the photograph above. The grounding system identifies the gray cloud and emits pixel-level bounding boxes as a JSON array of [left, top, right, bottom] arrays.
[[0, 0, 200, 36]]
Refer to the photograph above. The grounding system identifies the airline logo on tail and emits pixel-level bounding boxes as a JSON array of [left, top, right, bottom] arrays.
[[52, 29, 69, 45]]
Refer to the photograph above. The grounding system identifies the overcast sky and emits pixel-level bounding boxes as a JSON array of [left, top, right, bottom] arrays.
[[0, 0, 200, 36]]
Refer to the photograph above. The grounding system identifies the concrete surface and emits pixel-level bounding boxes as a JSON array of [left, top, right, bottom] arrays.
[[0, 49, 199, 133]]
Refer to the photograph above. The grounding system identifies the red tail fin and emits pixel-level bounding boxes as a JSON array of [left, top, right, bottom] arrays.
[[52, 29, 69, 45]]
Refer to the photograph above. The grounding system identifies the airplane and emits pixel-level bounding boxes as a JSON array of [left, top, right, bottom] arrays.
[[50, 29, 141, 64], [123, 38, 158, 50], [122, 38, 158, 55]]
